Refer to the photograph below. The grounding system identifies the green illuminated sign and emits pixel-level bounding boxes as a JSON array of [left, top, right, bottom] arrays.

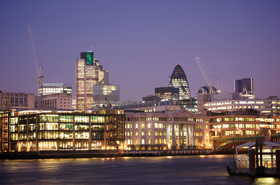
[[85, 52, 94, 65]]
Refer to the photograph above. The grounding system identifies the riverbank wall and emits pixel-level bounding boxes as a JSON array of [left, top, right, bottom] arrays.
[[0, 149, 213, 159]]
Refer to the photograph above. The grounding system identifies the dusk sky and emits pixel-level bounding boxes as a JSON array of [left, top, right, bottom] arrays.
[[1, 0, 279, 102]]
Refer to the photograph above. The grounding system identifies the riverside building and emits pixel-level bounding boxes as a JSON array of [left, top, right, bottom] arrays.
[[0, 108, 125, 153], [207, 112, 280, 149], [124, 108, 209, 150]]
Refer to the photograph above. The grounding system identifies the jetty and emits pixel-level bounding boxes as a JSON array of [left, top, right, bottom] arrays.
[[227, 139, 280, 177]]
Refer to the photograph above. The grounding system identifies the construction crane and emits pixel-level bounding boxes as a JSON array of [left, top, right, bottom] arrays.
[[194, 56, 219, 93], [200, 62, 220, 91], [28, 25, 44, 90], [28, 25, 44, 108]]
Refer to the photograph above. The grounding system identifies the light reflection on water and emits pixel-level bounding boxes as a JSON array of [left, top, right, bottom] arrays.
[[0, 155, 279, 185]]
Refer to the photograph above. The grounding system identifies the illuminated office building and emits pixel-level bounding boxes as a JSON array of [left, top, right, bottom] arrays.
[[204, 97, 280, 115], [0, 108, 125, 153], [38, 83, 72, 96], [155, 87, 179, 101], [76, 51, 109, 110], [169, 64, 191, 100], [93, 84, 120, 104]]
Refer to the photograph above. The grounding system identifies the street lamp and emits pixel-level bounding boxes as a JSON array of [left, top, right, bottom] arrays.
[[232, 134, 235, 168]]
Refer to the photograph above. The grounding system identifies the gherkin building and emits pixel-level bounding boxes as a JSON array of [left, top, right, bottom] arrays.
[[169, 64, 191, 99]]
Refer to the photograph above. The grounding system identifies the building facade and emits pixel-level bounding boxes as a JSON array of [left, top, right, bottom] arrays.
[[0, 91, 34, 110], [124, 109, 209, 150], [93, 84, 120, 104], [76, 51, 109, 110], [155, 87, 179, 101], [0, 109, 125, 153], [38, 83, 72, 97], [207, 113, 280, 149], [40, 93, 72, 110], [169, 64, 191, 100], [204, 98, 280, 115], [234, 78, 255, 99]]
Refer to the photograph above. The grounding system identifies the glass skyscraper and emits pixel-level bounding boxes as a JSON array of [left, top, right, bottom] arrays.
[[169, 64, 191, 99], [234, 78, 255, 99], [76, 51, 109, 110]]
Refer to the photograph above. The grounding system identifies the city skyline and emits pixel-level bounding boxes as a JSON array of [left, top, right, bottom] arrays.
[[1, 1, 280, 102]]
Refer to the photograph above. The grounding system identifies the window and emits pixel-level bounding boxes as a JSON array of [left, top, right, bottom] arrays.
[[141, 139, 145, 144], [142, 131, 145, 136], [195, 124, 202, 129]]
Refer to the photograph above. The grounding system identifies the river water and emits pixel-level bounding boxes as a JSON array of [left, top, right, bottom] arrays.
[[0, 155, 280, 185]]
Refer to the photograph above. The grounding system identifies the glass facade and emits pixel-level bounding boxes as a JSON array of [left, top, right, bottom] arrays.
[[169, 64, 191, 100], [38, 83, 72, 96], [0, 109, 125, 152], [76, 51, 110, 110], [93, 84, 120, 103], [234, 78, 254, 98]]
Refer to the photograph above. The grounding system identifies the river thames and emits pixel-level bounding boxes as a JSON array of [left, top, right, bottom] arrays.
[[0, 155, 279, 185]]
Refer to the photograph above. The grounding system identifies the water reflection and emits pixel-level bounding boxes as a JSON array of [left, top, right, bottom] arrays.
[[0, 155, 279, 184], [254, 177, 280, 185]]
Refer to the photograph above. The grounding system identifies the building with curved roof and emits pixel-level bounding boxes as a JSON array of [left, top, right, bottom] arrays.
[[198, 85, 217, 95], [169, 64, 191, 100]]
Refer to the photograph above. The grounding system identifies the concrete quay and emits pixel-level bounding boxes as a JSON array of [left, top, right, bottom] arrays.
[[0, 149, 212, 159]]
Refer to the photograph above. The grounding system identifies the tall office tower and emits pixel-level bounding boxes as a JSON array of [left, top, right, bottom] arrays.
[[76, 51, 109, 110], [234, 78, 255, 99], [169, 64, 191, 99]]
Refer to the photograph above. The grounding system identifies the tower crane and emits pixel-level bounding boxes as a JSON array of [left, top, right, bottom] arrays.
[[28, 25, 44, 90], [194, 56, 219, 94], [200, 61, 220, 91], [28, 25, 44, 108]]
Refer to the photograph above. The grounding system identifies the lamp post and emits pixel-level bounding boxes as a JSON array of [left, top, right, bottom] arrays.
[[232, 134, 235, 168]]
